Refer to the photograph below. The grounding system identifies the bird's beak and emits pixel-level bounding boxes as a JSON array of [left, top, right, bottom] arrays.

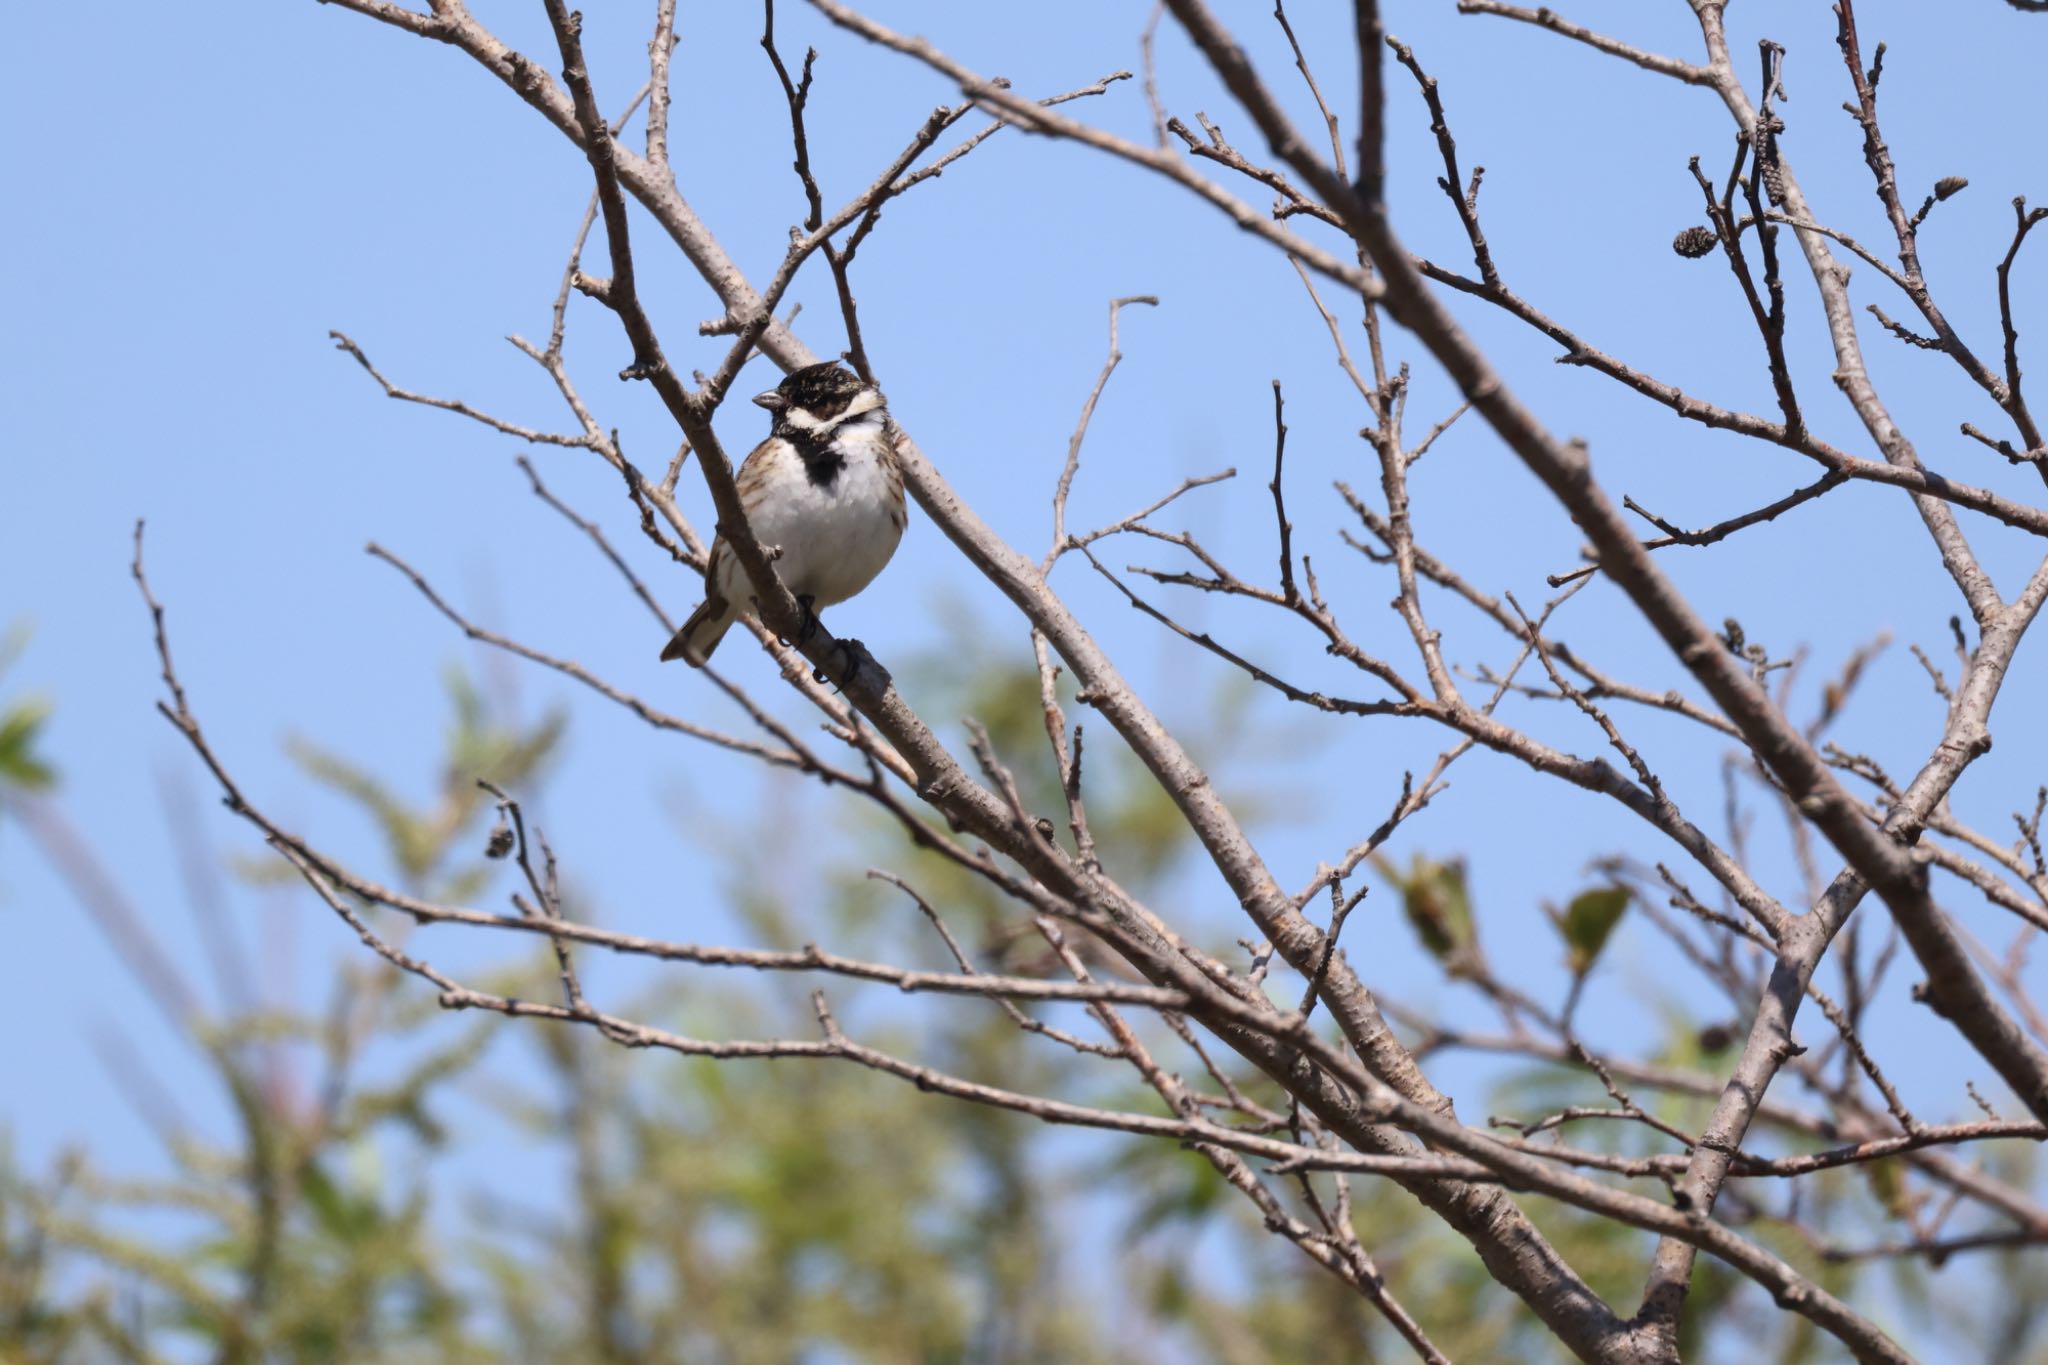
[[752, 390, 787, 411]]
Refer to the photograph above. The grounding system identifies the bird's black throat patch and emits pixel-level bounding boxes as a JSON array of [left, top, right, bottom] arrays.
[[784, 426, 845, 490], [765, 361, 868, 491]]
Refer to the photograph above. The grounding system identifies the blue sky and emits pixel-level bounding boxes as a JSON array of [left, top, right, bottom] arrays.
[[4, 0, 2046, 1350]]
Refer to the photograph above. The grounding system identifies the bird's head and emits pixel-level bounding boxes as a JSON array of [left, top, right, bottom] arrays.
[[753, 362, 883, 437]]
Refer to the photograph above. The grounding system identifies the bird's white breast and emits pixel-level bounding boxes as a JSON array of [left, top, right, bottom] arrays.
[[729, 416, 903, 609]]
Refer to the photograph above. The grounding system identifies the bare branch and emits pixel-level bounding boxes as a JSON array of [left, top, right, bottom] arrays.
[[1454, 1, 1714, 86], [1047, 295, 1158, 568]]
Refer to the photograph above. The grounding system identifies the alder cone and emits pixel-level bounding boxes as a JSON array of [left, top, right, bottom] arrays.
[[1762, 159, 1788, 205], [1672, 225, 1718, 258]]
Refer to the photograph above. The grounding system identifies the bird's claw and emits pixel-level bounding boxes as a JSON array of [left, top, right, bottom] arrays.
[[778, 596, 822, 648]]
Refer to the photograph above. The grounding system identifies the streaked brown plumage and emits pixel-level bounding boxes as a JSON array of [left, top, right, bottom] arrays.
[[662, 363, 906, 666]]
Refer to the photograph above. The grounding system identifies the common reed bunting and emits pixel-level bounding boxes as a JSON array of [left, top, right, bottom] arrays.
[[660, 361, 907, 666]]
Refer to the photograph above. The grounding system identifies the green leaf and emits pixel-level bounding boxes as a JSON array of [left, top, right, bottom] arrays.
[[1863, 1155, 1913, 1220], [1558, 886, 1630, 975], [0, 697, 56, 791], [299, 1160, 382, 1245], [1380, 855, 1475, 965]]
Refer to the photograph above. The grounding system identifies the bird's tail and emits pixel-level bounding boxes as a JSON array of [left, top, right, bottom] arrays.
[[660, 596, 735, 666]]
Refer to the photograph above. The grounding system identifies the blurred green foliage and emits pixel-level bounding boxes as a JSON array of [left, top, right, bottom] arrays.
[[0, 623, 56, 801], [1376, 854, 1477, 975], [1554, 886, 1630, 977]]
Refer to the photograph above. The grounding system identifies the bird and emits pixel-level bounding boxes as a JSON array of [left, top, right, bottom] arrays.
[[660, 361, 907, 667]]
